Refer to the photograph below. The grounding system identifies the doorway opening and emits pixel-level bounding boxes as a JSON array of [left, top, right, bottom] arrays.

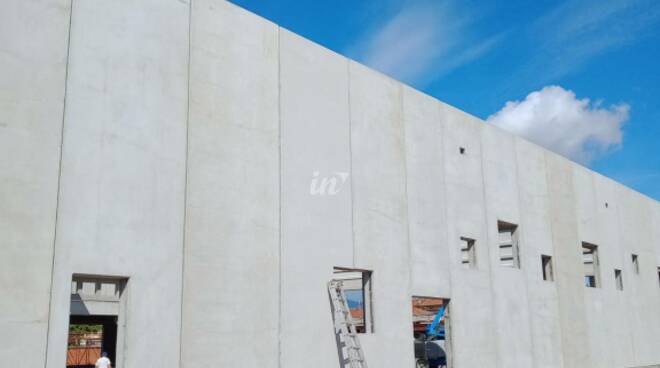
[[412, 296, 451, 368], [67, 315, 117, 367], [67, 275, 127, 368]]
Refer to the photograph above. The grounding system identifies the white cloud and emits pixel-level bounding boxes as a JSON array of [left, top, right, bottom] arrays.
[[487, 86, 629, 164], [346, 1, 500, 85]]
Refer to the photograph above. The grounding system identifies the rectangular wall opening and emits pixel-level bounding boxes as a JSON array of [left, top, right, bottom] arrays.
[[541, 255, 554, 281], [412, 296, 451, 368], [498, 221, 520, 268], [582, 242, 600, 288], [68, 316, 116, 367], [68, 275, 127, 368], [459, 237, 476, 269], [615, 269, 623, 291], [332, 267, 373, 333], [657, 266, 660, 287], [632, 254, 639, 274]]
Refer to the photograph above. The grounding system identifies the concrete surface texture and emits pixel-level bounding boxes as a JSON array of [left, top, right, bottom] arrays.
[[1, 1, 659, 368]]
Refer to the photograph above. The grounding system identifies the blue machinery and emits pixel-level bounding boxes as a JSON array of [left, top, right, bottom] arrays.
[[426, 305, 446, 339]]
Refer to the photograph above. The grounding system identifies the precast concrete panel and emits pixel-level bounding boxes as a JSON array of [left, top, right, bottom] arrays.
[[0, 0, 70, 366], [573, 167, 615, 368], [440, 104, 499, 368], [481, 127, 535, 368], [617, 188, 660, 366], [592, 175, 635, 367], [279, 29, 354, 368], [349, 62, 413, 368], [545, 153, 591, 368], [403, 86, 451, 298], [515, 138, 564, 368], [182, 1, 280, 367], [44, 1, 189, 367]]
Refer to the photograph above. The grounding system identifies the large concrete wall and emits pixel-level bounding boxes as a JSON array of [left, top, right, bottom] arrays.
[[2, 1, 660, 368]]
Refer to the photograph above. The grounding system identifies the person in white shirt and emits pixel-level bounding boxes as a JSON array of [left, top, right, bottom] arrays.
[[95, 351, 112, 368]]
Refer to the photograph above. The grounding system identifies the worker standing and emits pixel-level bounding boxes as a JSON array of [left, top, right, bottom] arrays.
[[95, 352, 112, 368]]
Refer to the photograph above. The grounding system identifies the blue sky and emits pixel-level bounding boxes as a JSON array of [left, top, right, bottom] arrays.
[[229, 0, 660, 200]]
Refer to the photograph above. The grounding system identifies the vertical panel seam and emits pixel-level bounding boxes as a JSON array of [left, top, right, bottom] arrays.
[[399, 87, 413, 303], [438, 105, 454, 300], [540, 151, 567, 368], [178, 0, 193, 367], [544, 152, 572, 367], [567, 158, 593, 366], [399, 87, 417, 360], [437, 105, 456, 366], [478, 126, 502, 368], [512, 138, 539, 368], [44, 1, 74, 366], [614, 186, 638, 363], [277, 25, 283, 368], [346, 60, 356, 268]]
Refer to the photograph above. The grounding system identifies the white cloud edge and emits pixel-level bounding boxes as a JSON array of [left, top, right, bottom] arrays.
[[487, 86, 630, 165]]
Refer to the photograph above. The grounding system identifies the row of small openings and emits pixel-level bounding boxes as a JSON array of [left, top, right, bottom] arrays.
[[461, 221, 555, 281], [460, 222, 532, 272], [454, 149, 654, 288], [460, 222, 656, 288], [582, 244, 645, 290]]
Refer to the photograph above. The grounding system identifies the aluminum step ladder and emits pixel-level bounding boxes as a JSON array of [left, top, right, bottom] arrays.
[[328, 280, 368, 368]]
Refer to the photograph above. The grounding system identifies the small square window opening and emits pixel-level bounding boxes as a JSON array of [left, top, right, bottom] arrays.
[[615, 269, 623, 291], [498, 221, 520, 268], [460, 237, 476, 269], [541, 255, 554, 281], [582, 242, 600, 288]]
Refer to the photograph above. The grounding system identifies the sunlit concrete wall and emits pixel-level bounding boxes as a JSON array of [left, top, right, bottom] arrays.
[[0, 1, 70, 366], [1, 1, 659, 368], [43, 0, 190, 367]]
